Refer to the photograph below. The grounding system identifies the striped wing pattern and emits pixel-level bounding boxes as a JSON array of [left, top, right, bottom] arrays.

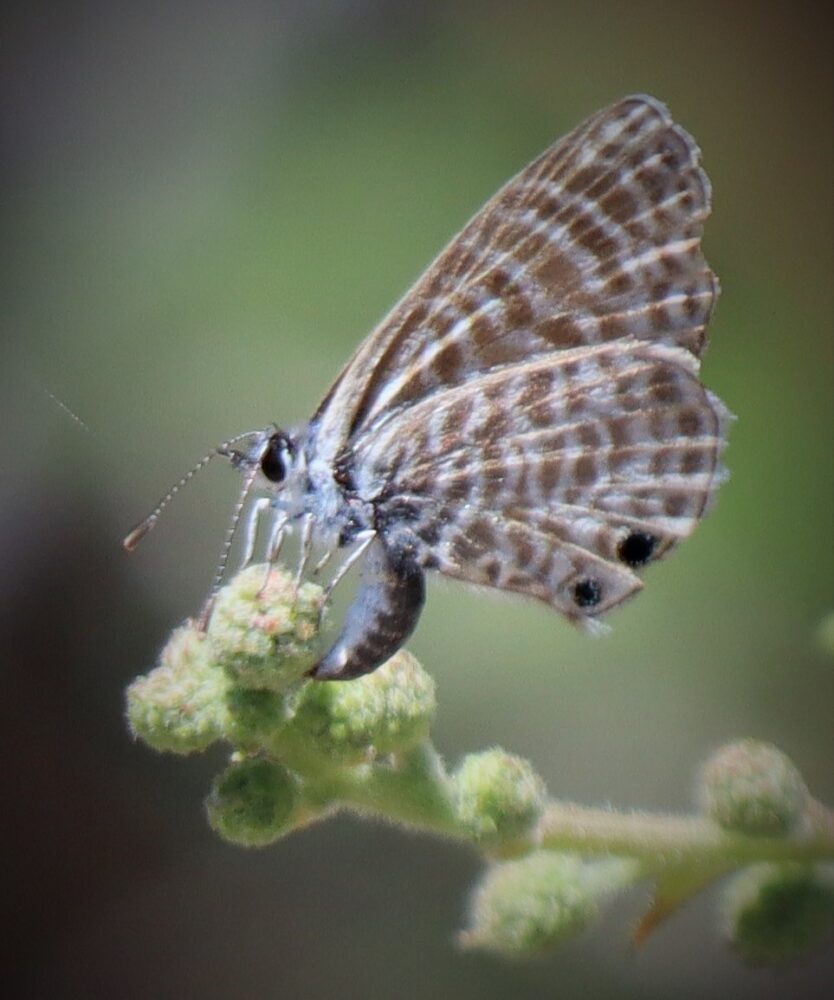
[[317, 95, 729, 626], [354, 343, 729, 622], [315, 96, 718, 447]]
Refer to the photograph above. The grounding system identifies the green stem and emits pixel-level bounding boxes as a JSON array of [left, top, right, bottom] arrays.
[[288, 735, 834, 875], [323, 743, 464, 836], [535, 799, 834, 866]]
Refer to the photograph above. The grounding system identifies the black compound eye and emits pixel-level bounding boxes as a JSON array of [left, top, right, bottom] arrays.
[[617, 531, 657, 567], [260, 434, 287, 483], [573, 578, 602, 608]]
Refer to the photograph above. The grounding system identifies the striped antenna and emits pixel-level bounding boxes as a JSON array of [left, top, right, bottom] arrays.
[[40, 385, 92, 434], [123, 432, 256, 552]]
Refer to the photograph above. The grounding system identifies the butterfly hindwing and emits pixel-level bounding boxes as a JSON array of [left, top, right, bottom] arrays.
[[356, 341, 729, 622]]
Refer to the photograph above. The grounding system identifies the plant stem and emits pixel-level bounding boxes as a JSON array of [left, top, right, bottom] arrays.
[[536, 799, 834, 865], [315, 744, 464, 837], [294, 735, 834, 873]]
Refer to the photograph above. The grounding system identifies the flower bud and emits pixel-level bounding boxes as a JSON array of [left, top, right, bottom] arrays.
[[223, 687, 294, 751], [126, 623, 227, 754], [723, 863, 834, 966], [698, 740, 808, 836], [207, 565, 324, 692], [460, 852, 597, 955], [206, 757, 302, 846], [279, 649, 436, 764], [453, 749, 546, 852]]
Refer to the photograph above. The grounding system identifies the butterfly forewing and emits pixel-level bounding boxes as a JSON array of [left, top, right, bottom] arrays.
[[308, 94, 728, 628], [313, 95, 718, 463]]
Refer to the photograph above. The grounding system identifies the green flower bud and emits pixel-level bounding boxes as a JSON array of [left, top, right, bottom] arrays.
[[279, 649, 436, 765], [206, 757, 302, 846], [453, 749, 546, 852], [459, 852, 598, 956], [724, 863, 834, 966], [697, 740, 808, 836], [223, 687, 294, 751], [207, 565, 324, 692], [126, 623, 228, 754]]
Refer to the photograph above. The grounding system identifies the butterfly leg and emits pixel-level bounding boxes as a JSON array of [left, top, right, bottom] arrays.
[[256, 508, 289, 599], [309, 537, 425, 681], [312, 549, 334, 575], [322, 529, 376, 597], [294, 513, 315, 587], [266, 509, 288, 563], [309, 530, 376, 633], [240, 497, 271, 570]]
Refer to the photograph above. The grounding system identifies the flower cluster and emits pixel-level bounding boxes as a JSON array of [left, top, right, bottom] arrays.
[[127, 571, 834, 964]]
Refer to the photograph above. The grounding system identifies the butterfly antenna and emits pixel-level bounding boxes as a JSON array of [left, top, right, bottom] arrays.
[[198, 461, 260, 627], [27, 375, 92, 434], [122, 451, 218, 551], [122, 432, 256, 552], [41, 385, 92, 434]]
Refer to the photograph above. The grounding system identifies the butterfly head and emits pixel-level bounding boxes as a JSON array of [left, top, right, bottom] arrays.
[[219, 426, 301, 494], [123, 425, 305, 555]]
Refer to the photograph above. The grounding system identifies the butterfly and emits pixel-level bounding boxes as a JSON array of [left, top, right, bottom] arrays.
[[127, 95, 730, 681]]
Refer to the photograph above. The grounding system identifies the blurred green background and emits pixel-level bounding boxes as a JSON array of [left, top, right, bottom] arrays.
[[3, 2, 832, 997]]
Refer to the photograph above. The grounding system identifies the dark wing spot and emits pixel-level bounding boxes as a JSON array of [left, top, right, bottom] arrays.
[[573, 578, 602, 608], [417, 523, 441, 547], [483, 559, 501, 585], [617, 531, 657, 567]]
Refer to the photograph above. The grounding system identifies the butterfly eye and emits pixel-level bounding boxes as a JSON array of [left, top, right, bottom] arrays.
[[260, 434, 287, 483]]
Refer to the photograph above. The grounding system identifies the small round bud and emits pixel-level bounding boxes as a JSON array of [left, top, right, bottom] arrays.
[[224, 687, 294, 751], [724, 863, 834, 966], [698, 740, 808, 836], [207, 565, 324, 692], [126, 623, 228, 754], [206, 757, 301, 846], [459, 852, 597, 956], [280, 650, 436, 764], [453, 749, 546, 852]]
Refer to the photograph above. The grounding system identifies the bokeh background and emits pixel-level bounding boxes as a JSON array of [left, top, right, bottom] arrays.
[[3, 2, 832, 997]]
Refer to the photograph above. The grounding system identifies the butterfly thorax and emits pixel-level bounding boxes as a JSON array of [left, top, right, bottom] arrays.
[[237, 425, 363, 546], [304, 445, 376, 545]]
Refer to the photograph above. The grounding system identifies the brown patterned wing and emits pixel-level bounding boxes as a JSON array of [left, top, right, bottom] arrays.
[[352, 340, 731, 624], [311, 94, 718, 464]]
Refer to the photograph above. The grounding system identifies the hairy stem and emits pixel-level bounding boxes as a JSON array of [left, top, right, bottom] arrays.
[[535, 799, 834, 867], [331, 744, 462, 835], [284, 733, 834, 872]]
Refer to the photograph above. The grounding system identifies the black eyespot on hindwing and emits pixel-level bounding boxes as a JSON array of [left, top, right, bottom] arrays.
[[573, 578, 602, 608], [617, 531, 657, 567]]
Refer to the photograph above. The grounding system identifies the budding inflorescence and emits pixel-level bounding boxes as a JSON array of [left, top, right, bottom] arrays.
[[126, 624, 227, 754], [125, 565, 834, 965], [723, 863, 834, 966], [127, 565, 445, 844], [697, 739, 809, 837], [459, 853, 639, 956], [453, 749, 547, 854], [207, 564, 325, 691]]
